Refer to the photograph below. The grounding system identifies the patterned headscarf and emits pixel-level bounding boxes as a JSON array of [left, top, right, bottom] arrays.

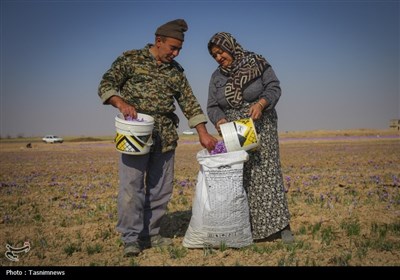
[[208, 32, 268, 108]]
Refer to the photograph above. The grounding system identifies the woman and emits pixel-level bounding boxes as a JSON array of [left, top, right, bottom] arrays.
[[206, 32, 294, 243]]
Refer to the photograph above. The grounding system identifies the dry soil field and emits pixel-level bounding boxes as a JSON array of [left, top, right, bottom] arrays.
[[1, 130, 399, 268]]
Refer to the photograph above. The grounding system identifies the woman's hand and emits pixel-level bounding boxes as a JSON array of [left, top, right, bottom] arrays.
[[249, 99, 267, 120], [215, 118, 228, 136]]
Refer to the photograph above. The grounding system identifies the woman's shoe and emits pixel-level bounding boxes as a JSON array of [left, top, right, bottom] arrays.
[[281, 225, 295, 244]]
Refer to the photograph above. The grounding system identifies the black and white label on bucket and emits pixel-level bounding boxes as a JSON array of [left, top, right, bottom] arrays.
[[235, 123, 248, 136]]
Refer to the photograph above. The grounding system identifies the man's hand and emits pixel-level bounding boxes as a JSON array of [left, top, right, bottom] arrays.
[[195, 123, 218, 152], [107, 96, 137, 119]]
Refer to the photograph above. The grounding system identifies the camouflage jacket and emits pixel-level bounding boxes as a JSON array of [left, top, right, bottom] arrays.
[[98, 44, 207, 152]]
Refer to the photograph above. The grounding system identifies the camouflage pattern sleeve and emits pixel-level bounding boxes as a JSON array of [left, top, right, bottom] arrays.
[[98, 54, 133, 104], [172, 66, 207, 128]]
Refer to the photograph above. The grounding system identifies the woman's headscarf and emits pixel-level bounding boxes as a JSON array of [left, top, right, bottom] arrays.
[[208, 32, 268, 108]]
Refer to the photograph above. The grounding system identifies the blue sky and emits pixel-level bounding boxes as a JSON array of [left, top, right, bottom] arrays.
[[1, 0, 399, 137]]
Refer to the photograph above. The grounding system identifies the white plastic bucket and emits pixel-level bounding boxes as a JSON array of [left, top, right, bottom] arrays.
[[114, 113, 154, 155], [220, 118, 259, 152]]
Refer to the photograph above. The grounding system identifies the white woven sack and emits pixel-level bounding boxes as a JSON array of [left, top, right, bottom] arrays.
[[183, 149, 253, 248]]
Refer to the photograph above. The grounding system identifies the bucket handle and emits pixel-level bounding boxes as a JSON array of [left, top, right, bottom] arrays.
[[129, 130, 153, 146]]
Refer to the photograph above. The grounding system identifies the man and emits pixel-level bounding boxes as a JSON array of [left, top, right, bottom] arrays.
[[98, 19, 217, 257]]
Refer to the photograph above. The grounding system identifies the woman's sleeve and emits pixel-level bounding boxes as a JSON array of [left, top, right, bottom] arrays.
[[259, 65, 282, 111], [207, 72, 226, 125]]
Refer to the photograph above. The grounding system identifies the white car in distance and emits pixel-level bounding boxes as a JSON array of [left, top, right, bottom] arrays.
[[42, 135, 64, 143]]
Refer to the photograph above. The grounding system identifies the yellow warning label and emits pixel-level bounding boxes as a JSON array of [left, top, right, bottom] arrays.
[[235, 119, 258, 147]]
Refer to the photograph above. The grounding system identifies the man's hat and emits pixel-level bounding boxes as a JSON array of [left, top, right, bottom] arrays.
[[155, 19, 188, 41]]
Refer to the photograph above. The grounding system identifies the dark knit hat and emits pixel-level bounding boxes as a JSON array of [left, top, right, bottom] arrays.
[[155, 19, 188, 41]]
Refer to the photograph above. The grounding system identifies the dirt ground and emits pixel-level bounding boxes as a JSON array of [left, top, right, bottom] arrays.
[[1, 130, 399, 267]]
